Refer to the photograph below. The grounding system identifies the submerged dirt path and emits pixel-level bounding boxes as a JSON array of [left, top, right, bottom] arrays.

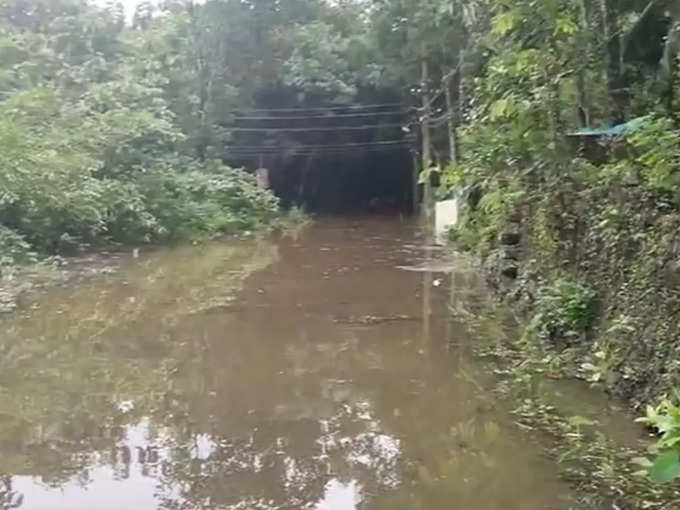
[[0, 218, 595, 509]]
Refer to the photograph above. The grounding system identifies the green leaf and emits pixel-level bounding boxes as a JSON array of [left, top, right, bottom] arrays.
[[491, 10, 518, 36], [649, 451, 680, 484], [660, 436, 680, 448], [554, 17, 578, 36]]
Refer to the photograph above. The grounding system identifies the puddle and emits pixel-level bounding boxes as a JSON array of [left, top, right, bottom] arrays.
[[0, 218, 629, 509]]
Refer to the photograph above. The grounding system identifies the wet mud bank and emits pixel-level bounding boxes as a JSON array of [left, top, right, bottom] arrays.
[[0, 252, 124, 314]]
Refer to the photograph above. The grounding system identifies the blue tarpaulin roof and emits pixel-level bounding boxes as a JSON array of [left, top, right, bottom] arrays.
[[567, 116, 648, 137]]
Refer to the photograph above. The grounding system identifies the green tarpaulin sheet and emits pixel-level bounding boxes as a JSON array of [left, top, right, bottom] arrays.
[[567, 116, 648, 137]]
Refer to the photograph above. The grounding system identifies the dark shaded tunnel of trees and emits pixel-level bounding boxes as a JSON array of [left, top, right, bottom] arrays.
[[238, 149, 414, 215], [224, 87, 416, 215]]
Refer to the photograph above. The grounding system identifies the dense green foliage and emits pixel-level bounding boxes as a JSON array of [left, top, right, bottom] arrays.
[[1, 0, 680, 491], [2, 0, 457, 268], [0, 0, 282, 269], [0, 225, 35, 275], [0, 0, 479, 269], [637, 395, 680, 483], [527, 279, 596, 345], [427, 0, 680, 484]]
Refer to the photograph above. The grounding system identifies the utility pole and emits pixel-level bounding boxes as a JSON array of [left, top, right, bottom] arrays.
[[444, 73, 457, 164], [420, 52, 433, 222], [411, 149, 419, 215], [420, 51, 434, 348]]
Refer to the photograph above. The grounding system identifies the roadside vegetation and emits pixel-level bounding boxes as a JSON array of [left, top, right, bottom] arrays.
[[0, 0, 281, 275], [3, 0, 680, 498], [434, 0, 680, 488]]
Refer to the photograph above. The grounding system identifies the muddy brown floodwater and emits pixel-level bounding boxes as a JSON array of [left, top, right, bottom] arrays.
[[0, 218, 624, 509]]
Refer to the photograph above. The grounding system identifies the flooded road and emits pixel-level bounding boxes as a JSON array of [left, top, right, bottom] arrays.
[[0, 219, 587, 509]]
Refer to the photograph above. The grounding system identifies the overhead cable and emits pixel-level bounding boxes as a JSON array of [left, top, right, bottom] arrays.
[[414, 64, 462, 114], [226, 148, 412, 157], [225, 123, 407, 133], [226, 150, 411, 156], [226, 144, 412, 152], [225, 144, 412, 154], [231, 110, 405, 121], [224, 139, 413, 150], [425, 111, 455, 127], [232, 103, 405, 113]]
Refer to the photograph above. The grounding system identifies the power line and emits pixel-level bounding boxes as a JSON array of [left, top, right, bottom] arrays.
[[426, 111, 454, 127], [232, 111, 406, 121], [232, 103, 405, 113], [226, 148, 412, 157], [226, 123, 408, 133], [227, 144, 412, 152], [225, 142, 414, 153], [226, 146, 410, 157], [225, 139, 414, 150], [226, 149, 412, 156]]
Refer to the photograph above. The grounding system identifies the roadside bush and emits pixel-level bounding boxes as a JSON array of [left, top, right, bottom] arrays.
[[0, 225, 35, 275], [99, 179, 160, 244], [527, 279, 597, 344], [628, 117, 680, 203], [448, 213, 482, 252], [137, 163, 279, 242], [636, 394, 680, 483], [1, 182, 113, 254], [589, 117, 680, 205], [0, 84, 280, 257]]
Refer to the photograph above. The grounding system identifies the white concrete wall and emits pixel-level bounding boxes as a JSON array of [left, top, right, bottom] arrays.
[[435, 199, 459, 245]]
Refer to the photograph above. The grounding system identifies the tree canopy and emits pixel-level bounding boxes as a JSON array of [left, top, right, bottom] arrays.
[[1, 0, 679, 264]]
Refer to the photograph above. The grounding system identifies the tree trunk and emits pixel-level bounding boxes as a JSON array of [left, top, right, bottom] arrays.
[[187, 1, 209, 161], [457, 48, 468, 124], [444, 74, 458, 164], [412, 150, 419, 214], [661, 2, 680, 115], [599, 0, 625, 122], [577, 0, 590, 127]]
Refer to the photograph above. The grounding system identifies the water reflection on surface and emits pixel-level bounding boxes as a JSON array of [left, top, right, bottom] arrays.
[[0, 219, 580, 509]]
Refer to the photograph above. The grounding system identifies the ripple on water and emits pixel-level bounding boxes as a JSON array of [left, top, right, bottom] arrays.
[[0, 219, 589, 510]]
